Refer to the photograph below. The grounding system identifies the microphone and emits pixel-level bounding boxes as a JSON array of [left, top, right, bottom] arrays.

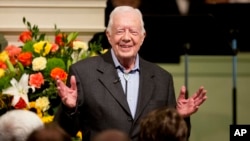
[[113, 78, 120, 84]]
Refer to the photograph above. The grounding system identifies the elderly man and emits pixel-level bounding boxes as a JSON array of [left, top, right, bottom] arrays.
[[54, 6, 207, 141]]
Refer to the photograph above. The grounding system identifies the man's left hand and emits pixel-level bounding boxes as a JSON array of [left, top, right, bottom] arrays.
[[177, 86, 207, 118]]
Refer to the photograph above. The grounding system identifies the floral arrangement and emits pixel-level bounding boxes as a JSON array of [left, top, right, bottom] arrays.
[[0, 17, 107, 125]]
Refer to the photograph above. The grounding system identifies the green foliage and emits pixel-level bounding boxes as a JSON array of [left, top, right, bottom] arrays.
[[44, 57, 66, 78], [0, 76, 12, 90]]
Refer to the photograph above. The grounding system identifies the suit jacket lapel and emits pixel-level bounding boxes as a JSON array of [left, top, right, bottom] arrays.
[[97, 51, 131, 115], [134, 59, 155, 121]]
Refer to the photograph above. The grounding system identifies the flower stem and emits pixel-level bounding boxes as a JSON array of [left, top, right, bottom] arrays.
[[6, 59, 15, 74]]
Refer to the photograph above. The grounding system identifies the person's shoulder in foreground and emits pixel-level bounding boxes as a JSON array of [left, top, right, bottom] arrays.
[[91, 129, 131, 141], [0, 109, 44, 141], [139, 107, 188, 141], [26, 122, 72, 141]]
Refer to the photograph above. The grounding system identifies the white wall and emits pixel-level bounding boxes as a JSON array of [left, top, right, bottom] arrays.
[[0, 0, 106, 45]]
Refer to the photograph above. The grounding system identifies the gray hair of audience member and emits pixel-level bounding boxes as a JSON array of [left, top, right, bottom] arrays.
[[0, 109, 44, 141], [91, 129, 131, 141], [106, 5, 145, 34]]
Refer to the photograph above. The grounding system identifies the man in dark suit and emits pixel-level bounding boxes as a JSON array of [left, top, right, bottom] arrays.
[[54, 6, 207, 141]]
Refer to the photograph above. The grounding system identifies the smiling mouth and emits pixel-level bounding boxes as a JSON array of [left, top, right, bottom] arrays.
[[120, 44, 132, 48]]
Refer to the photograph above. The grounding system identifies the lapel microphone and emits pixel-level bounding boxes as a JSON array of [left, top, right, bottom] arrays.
[[113, 78, 120, 84]]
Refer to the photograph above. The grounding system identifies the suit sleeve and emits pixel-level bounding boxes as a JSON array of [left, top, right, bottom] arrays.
[[53, 67, 82, 137]]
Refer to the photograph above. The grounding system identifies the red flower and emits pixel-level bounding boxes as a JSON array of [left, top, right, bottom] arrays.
[[55, 33, 67, 47], [0, 61, 7, 69], [29, 72, 45, 88], [14, 97, 27, 109], [50, 67, 67, 81], [19, 31, 32, 43], [18, 52, 33, 66]]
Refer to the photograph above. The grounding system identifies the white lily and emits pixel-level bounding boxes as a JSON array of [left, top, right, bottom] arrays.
[[2, 73, 35, 107]]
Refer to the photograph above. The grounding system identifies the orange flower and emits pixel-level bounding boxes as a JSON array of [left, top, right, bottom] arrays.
[[19, 31, 32, 43], [29, 72, 45, 88], [18, 52, 33, 66], [50, 67, 67, 81]]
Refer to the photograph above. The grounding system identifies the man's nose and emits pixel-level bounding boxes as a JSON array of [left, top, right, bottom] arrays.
[[122, 31, 131, 42]]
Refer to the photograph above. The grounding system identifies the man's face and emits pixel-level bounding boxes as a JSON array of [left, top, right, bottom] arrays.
[[106, 12, 145, 61]]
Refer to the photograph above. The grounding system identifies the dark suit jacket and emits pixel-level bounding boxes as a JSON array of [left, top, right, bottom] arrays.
[[54, 50, 177, 141]]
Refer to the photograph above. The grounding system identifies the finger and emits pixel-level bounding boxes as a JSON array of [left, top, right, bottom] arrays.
[[56, 79, 67, 97], [195, 95, 208, 106], [55, 75, 59, 81], [195, 88, 207, 101], [192, 86, 205, 99], [62, 97, 67, 104], [56, 76, 66, 86], [177, 86, 186, 100], [194, 92, 207, 106], [195, 98, 207, 107], [199, 89, 207, 99], [70, 75, 77, 90]]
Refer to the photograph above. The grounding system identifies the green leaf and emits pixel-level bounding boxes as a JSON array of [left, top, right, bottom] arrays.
[[23, 17, 26, 24], [67, 32, 78, 43], [17, 62, 24, 73]]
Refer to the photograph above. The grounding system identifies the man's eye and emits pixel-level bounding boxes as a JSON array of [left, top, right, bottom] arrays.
[[131, 31, 139, 35], [116, 30, 124, 34]]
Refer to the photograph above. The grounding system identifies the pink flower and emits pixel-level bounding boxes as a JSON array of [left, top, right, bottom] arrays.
[[29, 72, 45, 88], [4, 45, 22, 65], [51, 43, 59, 53]]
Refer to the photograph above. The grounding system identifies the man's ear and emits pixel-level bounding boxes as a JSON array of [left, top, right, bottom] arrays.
[[105, 30, 111, 42], [141, 32, 146, 44]]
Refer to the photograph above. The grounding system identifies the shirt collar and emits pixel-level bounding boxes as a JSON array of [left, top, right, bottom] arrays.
[[111, 49, 140, 72]]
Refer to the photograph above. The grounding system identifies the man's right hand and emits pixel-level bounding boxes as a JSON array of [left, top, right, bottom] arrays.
[[56, 75, 78, 108]]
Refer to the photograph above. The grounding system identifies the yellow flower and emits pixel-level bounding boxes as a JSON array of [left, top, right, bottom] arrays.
[[0, 68, 5, 78], [32, 56, 47, 71], [0, 51, 9, 62], [28, 101, 43, 118], [29, 101, 36, 108], [76, 131, 82, 139], [33, 41, 52, 56], [35, 96, 50, 112], [101, 49, 108, 54], [90, 52, 98, 57], [41, 115, 54, 123], [0, 51, 15, 74]]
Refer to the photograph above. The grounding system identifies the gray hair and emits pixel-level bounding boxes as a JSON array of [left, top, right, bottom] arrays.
[[0, 110, 44, 141], [106, 6, 145, 34]]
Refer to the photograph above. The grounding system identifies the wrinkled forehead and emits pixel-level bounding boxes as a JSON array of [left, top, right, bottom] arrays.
[[112, 12, 142, 28]]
